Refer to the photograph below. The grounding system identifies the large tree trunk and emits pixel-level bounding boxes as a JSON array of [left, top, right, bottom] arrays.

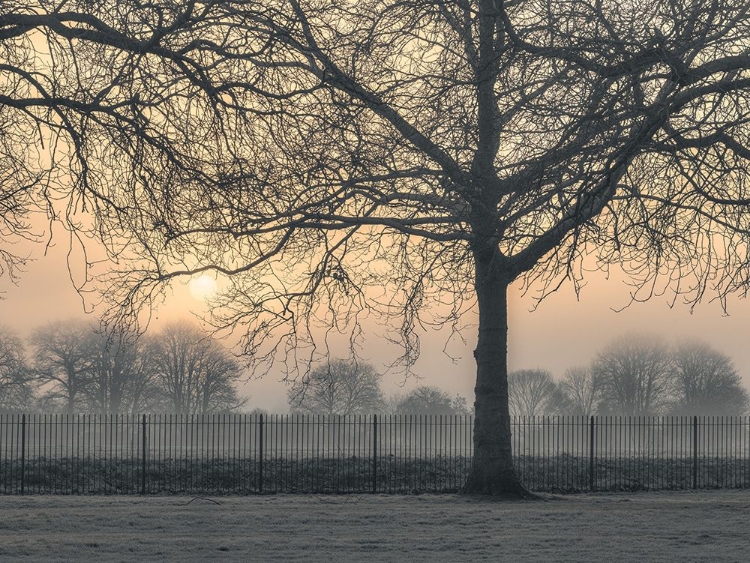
[[464, 250, 530, 496]]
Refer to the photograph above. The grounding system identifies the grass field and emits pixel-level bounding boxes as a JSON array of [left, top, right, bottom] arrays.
[[3, 454, 747, 494], [0, 490, 748, 561]]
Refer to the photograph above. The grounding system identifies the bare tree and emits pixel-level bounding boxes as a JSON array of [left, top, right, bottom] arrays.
[[593, 335, 672, 416], [389, 385, 469, 415], [30, 321, 161, 414], [7, 1, 750, 493], [30, 321, 91, 414], [508, 370, 564, 417], [288, 359, 383, 415], [451, 394, 473, 416], [0, 326, 33, 411], [670, 341, 748, 415], [81, 329, 160, 414], [560, 367, 600, 416], [149, 322, 246, 415]]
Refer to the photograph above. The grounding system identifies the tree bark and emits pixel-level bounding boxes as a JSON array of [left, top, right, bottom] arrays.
[[464, 249, 530, 496]]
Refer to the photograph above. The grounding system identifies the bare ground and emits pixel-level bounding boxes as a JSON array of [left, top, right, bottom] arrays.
[[1, 490, 748, 562]]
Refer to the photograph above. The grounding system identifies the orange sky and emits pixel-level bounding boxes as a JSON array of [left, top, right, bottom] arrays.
[[2, 228, 750, 413]]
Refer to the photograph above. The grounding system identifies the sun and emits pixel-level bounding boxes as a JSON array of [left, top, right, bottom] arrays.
[[188, 274, 218, 301]]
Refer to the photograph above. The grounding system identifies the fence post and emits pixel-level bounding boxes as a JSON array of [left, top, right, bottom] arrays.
[[20, 414, 26, 495], [589, 416, 595, 492], [141, 414, 147, 494], [372, 414, 378, 494], [259, 414, 264, 494], [693, 416, 698, 490]]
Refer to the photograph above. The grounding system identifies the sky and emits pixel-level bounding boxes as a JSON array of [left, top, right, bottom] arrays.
[[2, 225, 750, 413]]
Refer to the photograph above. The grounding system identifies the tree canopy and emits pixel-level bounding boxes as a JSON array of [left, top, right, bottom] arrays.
[[593, 334, 673, 416], [390, 385, 470, 415], [148, 322, 246, 415], [507, 369, 564, 417], [669, 340, 748, 416], [0, 326, 32, 412], [288, 359, 384, 415]]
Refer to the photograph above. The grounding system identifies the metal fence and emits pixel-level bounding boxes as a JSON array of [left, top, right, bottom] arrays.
[[515, 415, 750, 491], [1, 414, 749, 494]]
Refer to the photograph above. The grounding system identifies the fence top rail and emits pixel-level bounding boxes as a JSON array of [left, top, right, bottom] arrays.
[[2, 413, 749, 423], [0, 413, 477, 421]]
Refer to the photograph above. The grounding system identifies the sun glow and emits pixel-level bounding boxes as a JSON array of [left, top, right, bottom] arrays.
[[188, 274, 218, 301]]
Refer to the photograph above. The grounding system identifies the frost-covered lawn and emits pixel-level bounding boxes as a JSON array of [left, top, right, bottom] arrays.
[[1, 491, 748, 561]]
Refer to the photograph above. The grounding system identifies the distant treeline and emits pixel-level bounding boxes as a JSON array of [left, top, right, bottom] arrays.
[[0, 320, 246, 415], [285, 335, 750, 418], [1, 320, 474, 417], [509, 334, 749, 417], [5, 324, 744, 417], [286, 358, 472, 416]]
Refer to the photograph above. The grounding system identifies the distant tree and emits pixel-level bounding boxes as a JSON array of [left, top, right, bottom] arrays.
[[393, 386, 452, 414], [507, 370, 564, 416], [30, 321, 91, 414], [560, 366, 600, 416], [288, 359, 384, 415], [670, 341, 748, 415], [451, 394, 473, 416], [149, 322, 246, 415], [593, 334, 672, 416], [81, 329, 160, 415], [383, 393, 404, 415], [31, 321, 164, 414], [0, 327, 33, 411], [390, 385, 469, 415]]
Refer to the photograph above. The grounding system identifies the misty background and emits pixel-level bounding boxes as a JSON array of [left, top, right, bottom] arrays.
[[2, 231, 748, 414]]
